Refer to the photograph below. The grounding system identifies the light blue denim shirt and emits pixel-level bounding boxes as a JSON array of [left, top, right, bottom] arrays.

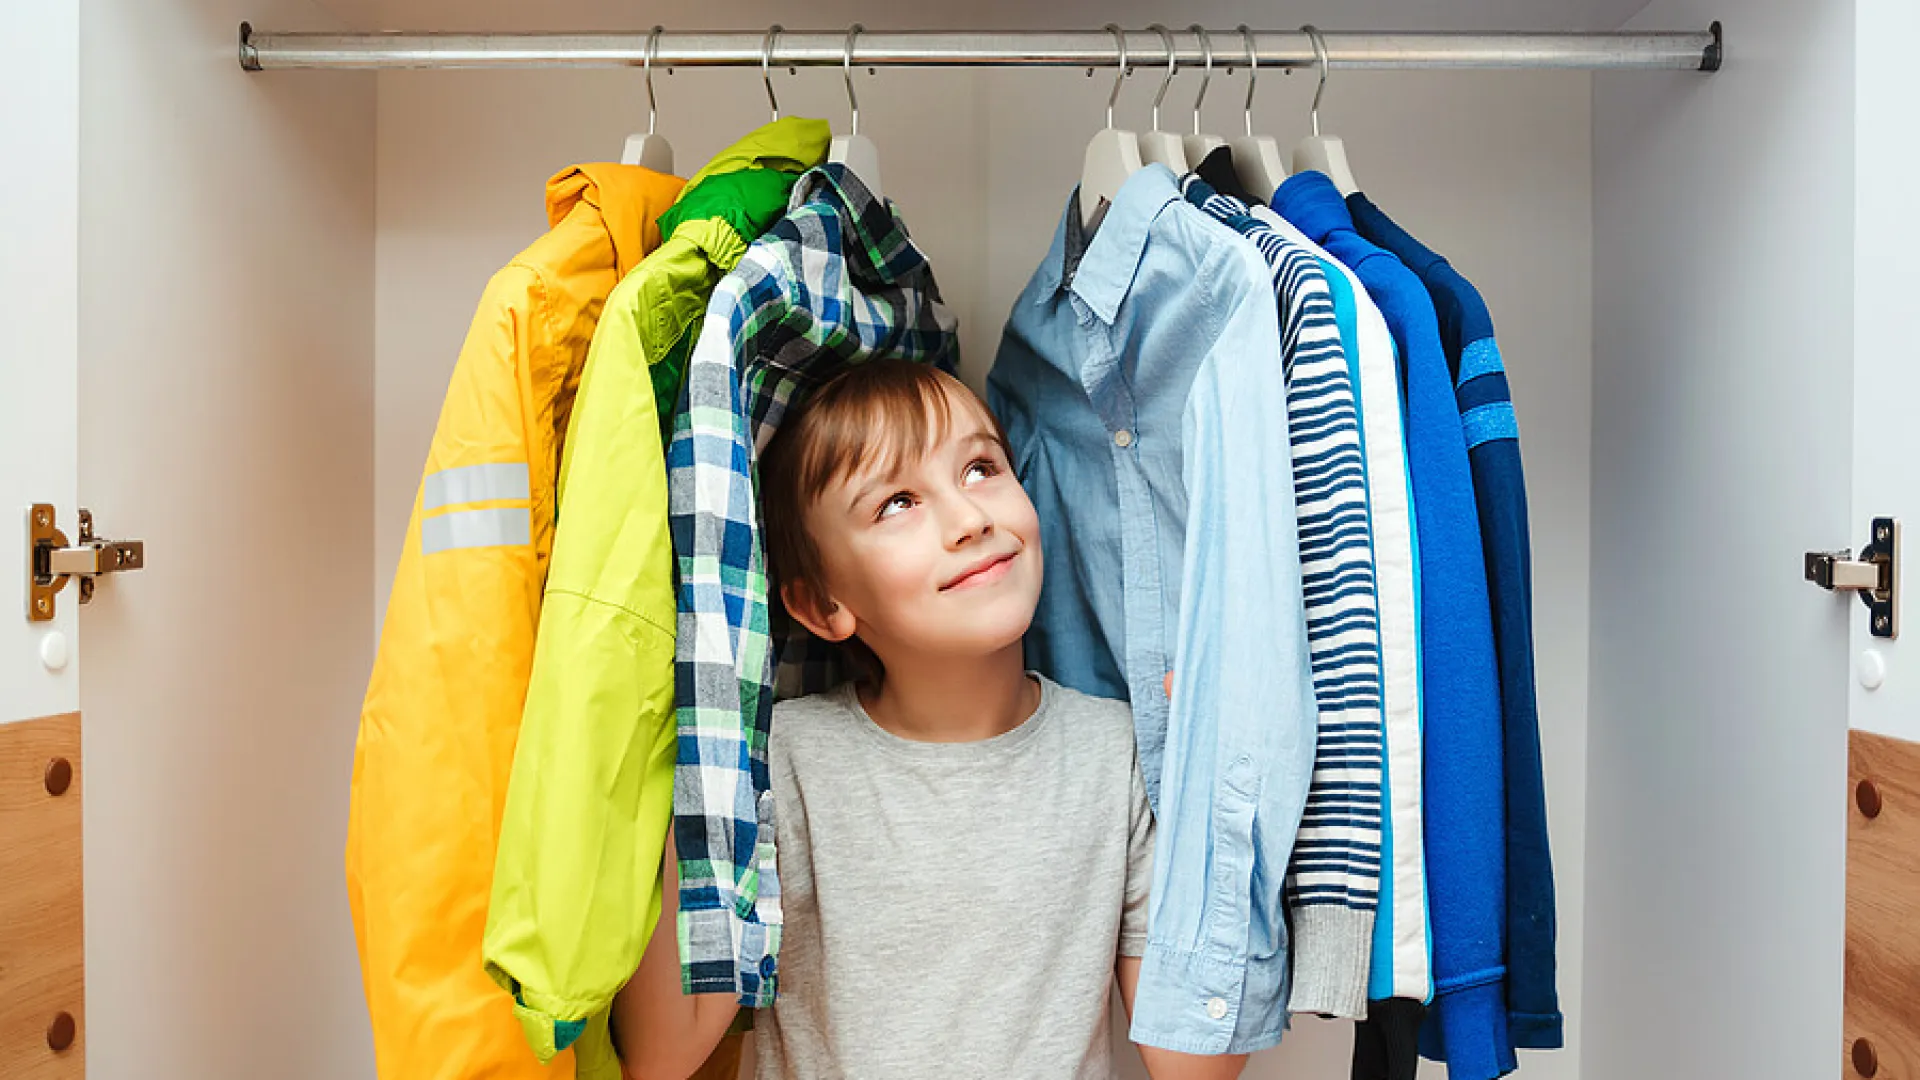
[[988, 165, 1318, 1055]]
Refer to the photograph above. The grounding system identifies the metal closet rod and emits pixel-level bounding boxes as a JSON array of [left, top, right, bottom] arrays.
[[238, 22, 1723, 73]]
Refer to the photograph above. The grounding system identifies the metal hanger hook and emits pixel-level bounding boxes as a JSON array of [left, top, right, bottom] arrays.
[[1101, 24, 1130, 130], [761, 24, 783, 122], [644, 25, 663, 135], [1238, 25, 1258, 138], [842, 24, 864, 136], [1302, 24, 1330, 138], [1188, 25, 1213, 135], [1148, 24, 1176, 132]]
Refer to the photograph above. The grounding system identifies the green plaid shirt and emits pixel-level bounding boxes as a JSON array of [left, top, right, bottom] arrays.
[[668, 164, 959, 1005]]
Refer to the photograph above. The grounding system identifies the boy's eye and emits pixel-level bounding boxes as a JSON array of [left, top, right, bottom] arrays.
[[962, 458, 999, 485], [876, 492, 915, 521]]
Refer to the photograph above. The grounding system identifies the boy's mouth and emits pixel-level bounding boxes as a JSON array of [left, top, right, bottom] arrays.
[[940, 549, 1018, 592]]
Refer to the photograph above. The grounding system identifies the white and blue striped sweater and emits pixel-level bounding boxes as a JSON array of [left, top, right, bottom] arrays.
[[1180, 176, 1385, 1019]]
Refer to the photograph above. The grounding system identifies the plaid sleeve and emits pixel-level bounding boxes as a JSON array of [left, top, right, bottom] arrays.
[[669, 283, 782, 1007]]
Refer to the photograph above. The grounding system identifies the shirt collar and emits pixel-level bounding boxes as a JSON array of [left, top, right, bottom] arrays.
[[1040, 164, 1183, 325], [1271, 169, 1355, 245], [788, 162, 929, 286]]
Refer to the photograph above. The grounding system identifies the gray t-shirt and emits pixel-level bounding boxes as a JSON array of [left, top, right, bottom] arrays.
[[756, 675, 1155, 1080]]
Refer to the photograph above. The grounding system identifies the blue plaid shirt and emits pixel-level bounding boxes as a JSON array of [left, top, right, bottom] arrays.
[[669, 164, 959, 1005]]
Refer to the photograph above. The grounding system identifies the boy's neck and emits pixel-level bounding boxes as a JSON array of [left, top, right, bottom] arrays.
[[858, 644, 1038, 744]]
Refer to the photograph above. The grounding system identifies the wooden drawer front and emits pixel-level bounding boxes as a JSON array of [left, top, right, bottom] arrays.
[[1847, 728, 1920, 1080], [0, 712, 84, 1078]]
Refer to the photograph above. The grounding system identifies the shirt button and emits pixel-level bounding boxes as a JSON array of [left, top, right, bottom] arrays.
[[1206, 997, 1229, 1020], [1114, 429, 1134, 448]]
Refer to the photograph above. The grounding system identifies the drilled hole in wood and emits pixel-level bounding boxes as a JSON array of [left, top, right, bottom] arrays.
[[1852, 1037, 1878, 1077], [47, 1011, 76, 1053], [44, 756, 72, 796], [1856, 778, 1883, 820]]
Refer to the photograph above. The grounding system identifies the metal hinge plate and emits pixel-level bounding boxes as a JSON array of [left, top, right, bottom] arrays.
[[28, 504, 145, 622], [1805, 517, 1899, 639]]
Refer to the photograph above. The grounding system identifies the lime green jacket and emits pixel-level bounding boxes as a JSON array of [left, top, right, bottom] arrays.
[[482, 118, 831, 1075]]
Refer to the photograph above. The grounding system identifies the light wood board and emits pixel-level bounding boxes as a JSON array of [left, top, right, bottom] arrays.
[[0, 712, 85, 1078], [1847, 728, 1920, 1079]]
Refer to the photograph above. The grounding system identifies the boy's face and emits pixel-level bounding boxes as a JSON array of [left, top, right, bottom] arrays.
[[798, 384, 1043, 667]]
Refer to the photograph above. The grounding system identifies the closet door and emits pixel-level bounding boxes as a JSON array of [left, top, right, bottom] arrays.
[[0, 5, 86, 1077]]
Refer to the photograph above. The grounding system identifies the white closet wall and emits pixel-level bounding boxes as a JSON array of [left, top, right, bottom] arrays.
[[372, 19, 1595, 1080], [1588, 0, 1852, 1077], [78, 0, 376, 1076]]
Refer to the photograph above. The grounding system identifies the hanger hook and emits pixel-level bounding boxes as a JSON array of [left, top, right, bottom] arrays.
[[842, 24, 864, 137], [1302, 25, 1330, 139], [1238, 25, 1258, 138], [761, 25, 783, 123], [1148, 24, 1176, 132], [644, 25, 663, 136], [1188, 25, 1213, 135], [1101, 24, 1129, 130]]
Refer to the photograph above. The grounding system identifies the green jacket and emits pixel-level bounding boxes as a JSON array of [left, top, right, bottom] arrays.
[[481, 118, 831, 1075]]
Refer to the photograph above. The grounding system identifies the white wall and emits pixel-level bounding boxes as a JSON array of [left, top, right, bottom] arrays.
[[1588, 2, 1853, 1078], [373, 24, 1594, 1079], [79, 0, 377, 1076], [1851, 0, 1920, 743], [0, 4, 80, 721]]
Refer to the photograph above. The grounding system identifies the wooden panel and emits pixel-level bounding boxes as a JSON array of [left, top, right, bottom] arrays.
[[1847, 729, 1920, 1080], [0, 712, 84, 1078]]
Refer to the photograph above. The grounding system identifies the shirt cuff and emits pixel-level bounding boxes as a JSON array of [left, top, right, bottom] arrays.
[[677, 905, 781, 1007], [1128, 942, 1289, 1055]]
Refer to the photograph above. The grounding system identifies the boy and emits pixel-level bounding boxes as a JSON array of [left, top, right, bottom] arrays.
[[614, 360, 1245, 1080]]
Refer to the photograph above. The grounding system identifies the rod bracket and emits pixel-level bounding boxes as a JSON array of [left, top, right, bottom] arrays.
[[239, 21, 261, 72], [1701, 20, 1722, 73]]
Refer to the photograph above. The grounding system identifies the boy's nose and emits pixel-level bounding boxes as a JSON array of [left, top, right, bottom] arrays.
[[945, 497, 994, 548]]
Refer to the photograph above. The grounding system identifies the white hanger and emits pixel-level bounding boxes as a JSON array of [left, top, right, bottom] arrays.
[[1227, 25, 1289, 204], [619, 26, 675, 173], [1182, 25, 1225, 165], [827, 24, 885, 202], [1291, 25, 1361, 196], [1137, 24, 1190, 173], [1080, 24, 1143, 227]]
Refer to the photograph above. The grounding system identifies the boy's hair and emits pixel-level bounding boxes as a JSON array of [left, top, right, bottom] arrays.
[[760, 359, 1012, 678]]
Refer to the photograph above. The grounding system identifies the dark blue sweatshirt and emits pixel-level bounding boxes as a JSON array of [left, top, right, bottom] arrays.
[[1348, 192, 1563, 1054], [1275, 172, 1512, 1080]]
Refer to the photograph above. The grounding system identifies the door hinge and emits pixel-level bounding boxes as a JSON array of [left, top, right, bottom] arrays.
[[1805, 517, 1899, 639], [28, 504, 145, 623]]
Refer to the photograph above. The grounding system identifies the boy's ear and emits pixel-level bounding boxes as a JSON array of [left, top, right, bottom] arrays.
[[781, 579, 858, 643]]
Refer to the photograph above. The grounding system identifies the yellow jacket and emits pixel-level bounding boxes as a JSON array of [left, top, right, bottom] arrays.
[[348, 162, 683, 1080]]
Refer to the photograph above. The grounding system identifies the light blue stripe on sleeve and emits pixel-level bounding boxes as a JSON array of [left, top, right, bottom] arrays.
[[1462, 401, 1519, 450], [423, 462, 531, 511], [1455, 338, 1504, 388], [421, 508, 531, 554]]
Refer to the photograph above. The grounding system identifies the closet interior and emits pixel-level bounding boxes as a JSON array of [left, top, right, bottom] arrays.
[[44, 1, 1882, 1078]]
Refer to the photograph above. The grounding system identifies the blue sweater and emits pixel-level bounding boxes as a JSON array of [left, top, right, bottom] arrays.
[[1275, 172, 1512, 1080], [1349, 193, 1563, 1053]]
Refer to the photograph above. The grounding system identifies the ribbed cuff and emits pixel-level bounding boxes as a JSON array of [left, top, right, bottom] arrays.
[[1285, 905, 1374, 1020]]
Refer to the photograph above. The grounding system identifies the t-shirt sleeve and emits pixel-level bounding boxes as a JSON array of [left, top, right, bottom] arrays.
[[1120, 755, 1156, 959]]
